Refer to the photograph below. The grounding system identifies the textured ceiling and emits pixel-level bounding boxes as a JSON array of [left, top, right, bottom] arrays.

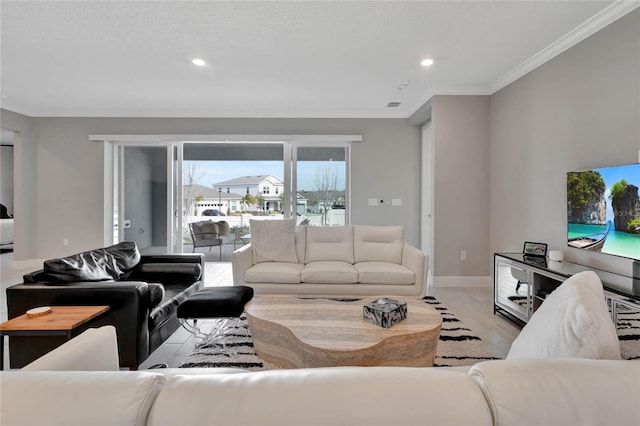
[[1, 1, 635, 118]]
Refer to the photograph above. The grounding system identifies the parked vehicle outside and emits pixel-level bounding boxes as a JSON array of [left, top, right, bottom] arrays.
[[202, 209, 226, 216]]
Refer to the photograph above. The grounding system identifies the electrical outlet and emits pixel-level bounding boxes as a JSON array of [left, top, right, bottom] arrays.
[[63, 238, 69, 247], [460, 251, 467, 261]]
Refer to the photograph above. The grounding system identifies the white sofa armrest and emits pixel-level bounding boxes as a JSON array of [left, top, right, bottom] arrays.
[[22, 326, 120, 371], [469, 359, 640, 426], [0, 371, 165, 426], [402, 243, 427, 297], [232, 243, 254, 285]]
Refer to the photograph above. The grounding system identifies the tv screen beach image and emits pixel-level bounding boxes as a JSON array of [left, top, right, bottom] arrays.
[[567, 163, 640, 260]]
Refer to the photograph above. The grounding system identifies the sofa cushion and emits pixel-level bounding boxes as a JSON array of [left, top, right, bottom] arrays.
[[354, 225, 404, 264], [147, 367, 493, 426], [216, 221, 230, 237], [469, 359, 640, 426], [301, 261, 358, 284], [507, 271, 621, 360], [0, 371, 166, 426], [147, 283, 166, 308], [245, 262, 305, 284], [42, 241, 140, 282], [305, 226, 354, 264], [129, 262, 203, 284], [22, 326, 120, 372], [149, 281, 203, 330], [355, 261, 415, 284], [199, 221, 219, 238], [250, 219, 298, 264], [295, 225, 306, 263]]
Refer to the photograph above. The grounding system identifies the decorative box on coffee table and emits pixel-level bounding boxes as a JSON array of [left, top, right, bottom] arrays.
[[363, 298, 407, 328]]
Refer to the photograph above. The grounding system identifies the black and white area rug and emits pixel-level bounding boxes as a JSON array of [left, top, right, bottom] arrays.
[[179, 296, 500, 369], [507, 295, 639, 360], [616, 302, 640, 360]]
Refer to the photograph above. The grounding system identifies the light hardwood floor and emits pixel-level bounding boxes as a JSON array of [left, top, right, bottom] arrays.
[[1, 257, 521, 369]]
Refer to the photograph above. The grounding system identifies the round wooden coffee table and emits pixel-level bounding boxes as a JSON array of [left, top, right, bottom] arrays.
[[245, 296, 442, 368]]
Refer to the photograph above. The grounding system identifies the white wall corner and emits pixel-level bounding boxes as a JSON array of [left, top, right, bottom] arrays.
[[432, 276, 492, 288]]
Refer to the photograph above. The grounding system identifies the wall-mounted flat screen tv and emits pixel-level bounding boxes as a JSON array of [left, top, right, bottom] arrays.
[[567, 163, 640, 260]]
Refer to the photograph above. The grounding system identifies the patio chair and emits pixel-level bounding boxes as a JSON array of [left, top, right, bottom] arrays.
[[189, 221, 223, 259]]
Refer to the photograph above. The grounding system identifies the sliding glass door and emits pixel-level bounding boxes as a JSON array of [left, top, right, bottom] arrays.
[[108, 138, 351, 258], [181, 142, 286, 252], [112, 144, 174, 254]]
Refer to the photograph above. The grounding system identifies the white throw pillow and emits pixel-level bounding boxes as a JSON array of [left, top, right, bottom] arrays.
[[507, 271, 621, 360], [353, 225, 404, 264], [305, 226, 354, 264], [250, 219, 298, 264]]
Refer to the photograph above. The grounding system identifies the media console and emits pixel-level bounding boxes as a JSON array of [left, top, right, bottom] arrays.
[[494, 253, 639, 327]]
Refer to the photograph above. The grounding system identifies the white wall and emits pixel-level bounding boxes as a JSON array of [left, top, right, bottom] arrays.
[[0, 145, 14, 214], [490, 10, 640, 277], [0, 110, 36, 259]]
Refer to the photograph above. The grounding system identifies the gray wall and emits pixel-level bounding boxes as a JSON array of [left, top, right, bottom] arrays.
[[0, 116, 421, 260], [432, 96, 491, 278], [490, 9, 640, 277]]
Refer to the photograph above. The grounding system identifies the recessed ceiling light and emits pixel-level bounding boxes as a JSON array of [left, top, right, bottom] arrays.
[[192, 58, 206, 67], [421, 58, 434, 67]]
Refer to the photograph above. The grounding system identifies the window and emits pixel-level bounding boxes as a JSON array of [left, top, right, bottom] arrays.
[[181, 139, 350, 230], [294, 145, 348, 226]]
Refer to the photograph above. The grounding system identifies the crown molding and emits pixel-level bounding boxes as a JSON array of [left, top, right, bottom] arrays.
[[0, 106, 412, 119], [488, 0, 640, 94], [408, 1, 640, 117]]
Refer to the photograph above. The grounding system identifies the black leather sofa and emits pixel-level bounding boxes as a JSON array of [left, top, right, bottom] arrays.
[[5, 242, 204, 369]]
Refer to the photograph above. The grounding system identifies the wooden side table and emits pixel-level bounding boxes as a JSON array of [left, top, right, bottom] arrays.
[[0, 305, 109, 370]]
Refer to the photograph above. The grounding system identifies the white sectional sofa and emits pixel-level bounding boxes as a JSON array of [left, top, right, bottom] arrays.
[[232, 223, 427, 297], [4, 270, 638, 426], [1, 326, 639, 426]]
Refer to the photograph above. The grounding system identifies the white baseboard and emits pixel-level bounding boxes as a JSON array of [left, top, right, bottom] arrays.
[[432, 276, 492, 288]]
